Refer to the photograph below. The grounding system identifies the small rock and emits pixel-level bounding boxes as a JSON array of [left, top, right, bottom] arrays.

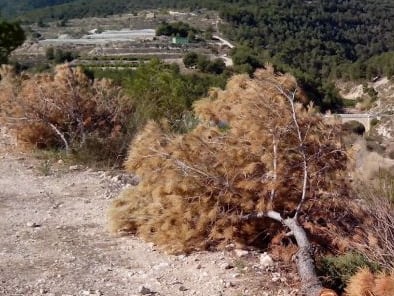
[[224, 281, 235, 288], [80, 290, 102, 296], [69, 165, 79, 171], [259, 252, 274, 267], [177, 254, 186, 261], [271, 272, 281, 282], [220, 262, 234, 270], [234, 249, 248, 257], [123, 184, 132, 190], [57, 159, 64, 164], [138, 286, 154, 295], [153, 262, 170, 270], [111, 176, 120, 182], [179, 286, 188, 291], [52, 203, 62, 209], [196, 264, 202, 269], [225, 243, 235, 250], [26, 222, 40, 228]]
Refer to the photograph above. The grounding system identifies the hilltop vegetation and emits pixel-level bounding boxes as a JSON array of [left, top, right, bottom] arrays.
[[11, 0, 189, 20], [0, 20, 25, 64], [0, 0, 75, 18], [10, 0, 393, 110]]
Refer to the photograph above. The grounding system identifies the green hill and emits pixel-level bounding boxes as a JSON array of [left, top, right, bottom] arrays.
[[0, 0, 75, 18], [6, 0, 394, 110]]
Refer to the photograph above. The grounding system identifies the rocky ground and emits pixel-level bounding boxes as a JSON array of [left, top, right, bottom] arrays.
[[0, 138, 299, 296]]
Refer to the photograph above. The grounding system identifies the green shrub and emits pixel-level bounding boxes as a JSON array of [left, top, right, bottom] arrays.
[[183, 52, 199, 68], [317, 252, 380, 292], [342, 121, 365, 135], [370, 118, 379, 126], [122, 59, 227, 132], [342, 99, 357, 108], [365, 135, 385, 154]]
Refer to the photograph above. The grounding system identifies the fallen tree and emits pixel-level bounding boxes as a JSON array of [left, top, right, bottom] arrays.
[[109, 67, 354, 295]]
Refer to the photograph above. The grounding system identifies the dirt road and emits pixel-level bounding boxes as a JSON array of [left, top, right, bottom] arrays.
[[0, 151, 298, 296]]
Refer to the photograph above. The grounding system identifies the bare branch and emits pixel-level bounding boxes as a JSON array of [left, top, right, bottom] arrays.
[[48, 122, 70, 153], [270, 135, 278, 203], [240, 210, 283, 222], [272, 84, 308, 219]]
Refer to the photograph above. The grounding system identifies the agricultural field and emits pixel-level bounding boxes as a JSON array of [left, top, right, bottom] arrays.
[[11, 10, 232, 70]]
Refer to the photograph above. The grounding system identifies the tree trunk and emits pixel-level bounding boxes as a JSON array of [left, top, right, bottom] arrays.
[[283, 217, 323, 296], [48, 122, 70, 154]]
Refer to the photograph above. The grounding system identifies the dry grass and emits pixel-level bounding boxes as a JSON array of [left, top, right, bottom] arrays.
[[353, 170, 394, 271], [345, 268, 394, 296]]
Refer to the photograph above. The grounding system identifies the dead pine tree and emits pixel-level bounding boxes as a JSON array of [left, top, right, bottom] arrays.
[[241, 78, 337, 296], [109, 68, 348, 296]]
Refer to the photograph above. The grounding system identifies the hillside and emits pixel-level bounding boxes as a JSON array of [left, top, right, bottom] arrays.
[[11, 0, 187, 20], [1, 0, 392, 110], [12, 0, 394, 111], [0, 0, 75, 18]]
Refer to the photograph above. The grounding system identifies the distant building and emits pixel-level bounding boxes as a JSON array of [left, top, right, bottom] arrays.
[[171, 37, 189, 45]]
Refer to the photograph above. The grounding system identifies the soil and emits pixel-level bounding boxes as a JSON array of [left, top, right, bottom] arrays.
[[0, 144, 298, 296]]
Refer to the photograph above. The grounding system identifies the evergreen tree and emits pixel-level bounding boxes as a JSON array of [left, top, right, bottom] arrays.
[[0, 20, 25, 65]]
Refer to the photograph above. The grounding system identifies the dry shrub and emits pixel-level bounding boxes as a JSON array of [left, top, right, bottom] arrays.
[[345, 268, 394, 296], [353, 170, 394, 271], [0, 64, 133, 163], [109, 68, 354, 254]]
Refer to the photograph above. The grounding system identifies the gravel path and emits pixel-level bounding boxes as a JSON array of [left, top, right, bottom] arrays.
[[0, 151, 297, 296], [0, 112, 303, 296]]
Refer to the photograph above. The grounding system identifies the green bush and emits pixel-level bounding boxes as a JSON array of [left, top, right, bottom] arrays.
[[317, 252, 380, 292], [365, 135, 385, 154], [183, 52, 199, 68], [121, 59, 227, 132], [342, 121, 365, 135], [342, 99, 357, 108], [156, 21, 199, 38], [370, 118, 379, 126]]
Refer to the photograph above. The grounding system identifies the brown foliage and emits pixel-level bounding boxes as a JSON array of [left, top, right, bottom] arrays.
[[352, 172, 394, 271], [320, 289, 339, 296], [109, 69, 351, 253], [0, 64, 133, 161], [345, 268, 394, 296]]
